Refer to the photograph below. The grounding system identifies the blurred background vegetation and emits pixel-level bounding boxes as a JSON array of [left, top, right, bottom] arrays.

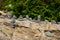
[[0, 0, 60, 21]]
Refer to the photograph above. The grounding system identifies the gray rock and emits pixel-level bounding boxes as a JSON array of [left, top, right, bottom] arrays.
[[19, 15, 23, 19], [10, 15, 16, 28], [44, 20, 49, 24], [32, 19, 36, 22], [38, 15, 40, 21], [26, 15, 30, 21], [7, 12, 12, 19], [58, 22, 60, 24], [45, 31, 52, 37], [51, 20, 56, 24], [18, 15, 23, 21], [0, 15, 7, 18], [29, 18, 32, 21], [36, 15, 41, 23], [26, 15, 29, 19]]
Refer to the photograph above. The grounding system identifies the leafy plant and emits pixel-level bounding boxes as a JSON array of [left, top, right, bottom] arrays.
[[0, 0, 60, 21]]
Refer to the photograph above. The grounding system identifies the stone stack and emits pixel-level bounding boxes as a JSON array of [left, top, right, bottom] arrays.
[[0, 11, 60, 40]]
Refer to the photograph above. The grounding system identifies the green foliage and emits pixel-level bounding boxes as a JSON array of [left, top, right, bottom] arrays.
[[0, 0, 60, 21]]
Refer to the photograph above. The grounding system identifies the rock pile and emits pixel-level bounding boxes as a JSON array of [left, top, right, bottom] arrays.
[[0, 11, 60, 40]]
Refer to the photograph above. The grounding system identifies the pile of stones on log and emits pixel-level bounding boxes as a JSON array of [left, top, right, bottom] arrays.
[[0, 11, 59, 30], [0, 11, 60, 40]]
